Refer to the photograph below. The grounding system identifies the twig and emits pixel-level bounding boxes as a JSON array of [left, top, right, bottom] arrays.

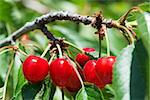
[[119, 7, 142, 25], [0, 11, 113, 47]]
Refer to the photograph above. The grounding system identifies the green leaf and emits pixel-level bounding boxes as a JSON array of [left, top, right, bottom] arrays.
[[12, 66, 27, 99], [34, 79, 52, 100], [130, 40, 147, 100], [0, 77, 3, 87], [137, 12, 150, 52], [112, 44, 135, 100], [0, 1, 12, 22], [0, 52, 11, 81], [107, 29, 128, 56], [0, 87, 3, 99], [13, 54, 22, 94], [34, 84, 45, 99], [102, 85, 115, 100], [76, 84, 104, 100], [22, 83, 42, 100], [132, 12, 150, 99], [138, 2, 150, 12]]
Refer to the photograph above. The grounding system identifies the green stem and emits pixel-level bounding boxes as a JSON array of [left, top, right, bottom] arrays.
[[99, 89, 105, 100], [48, 53, 56, 64], [99, 33, 101, 58], [56, 44, 63, 58], [67, 57, 84, 88], [104, 29, 110, 57], [73, 64, 84, 88], [41, 44, 51, 58], [118, 25, 134, 44], [2, 57, 14, 100], [18, 49, 28, 57], [0, 48, 12, 55], [64, 41, 84, 53]]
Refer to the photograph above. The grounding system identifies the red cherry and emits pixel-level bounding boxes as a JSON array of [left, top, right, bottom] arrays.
[[66, 69, 81, 92], [83, 60, 105, 89], [75, 53, 90, 66], [49, 58, 74, 88], [83, 47, 96, 52], [23, 55, 49, 83], [95, 56, 116, 84]]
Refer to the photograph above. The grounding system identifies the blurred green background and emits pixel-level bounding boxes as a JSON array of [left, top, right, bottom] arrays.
[[0, 0, 148, 55], [0, 0, 149, 99]]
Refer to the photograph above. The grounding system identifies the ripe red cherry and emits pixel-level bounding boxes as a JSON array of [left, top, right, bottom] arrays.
[[65, 69, 81, 92], [23, 55, 49, 83], [75, 53, 90, 67], [95, 56, 116, 84], [83, 47, 96, 52], [49, 58, 75, 88], [83, 60, 105, 89]]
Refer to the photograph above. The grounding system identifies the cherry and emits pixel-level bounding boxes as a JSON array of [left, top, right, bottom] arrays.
[[65, 69, 81, 92], [83, 47, 96, 52], [95, 56, 116, 84], [75, 53, 90, 67], [23, 55, 49, 83], [21, 34, 29, 41], [83, 60, 105, 89], [49, 58, 73, 87]]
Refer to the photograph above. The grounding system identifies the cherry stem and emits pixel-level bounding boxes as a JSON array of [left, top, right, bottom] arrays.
[[41, 44, 51, 58], [64, 41, 84, 53], [73, 64, 84, 88], [0, 46, 16, 52], [18, 49, 28, 57], [99, 33, 101, 58], [56, 44, 63, 58], [65, 55, 84, 88], [118, 25, 134, 44], [119, 7, 142, 25], [0, 48, 12, 55], [48, 53, 56, 64], [104, 29, 110, 57], [2, 57, 14, 100], [61, 89, 65, 100]]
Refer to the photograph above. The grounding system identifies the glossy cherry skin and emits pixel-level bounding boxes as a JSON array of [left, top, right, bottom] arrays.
[[75, 53, 90, 67], [23, 55, 49, 83], [83, 60, 105, 89], [95, 56, 116, 84], [49, 58, 74, 88], [83, 47, 96, 52], [65, 69, 81, 92]]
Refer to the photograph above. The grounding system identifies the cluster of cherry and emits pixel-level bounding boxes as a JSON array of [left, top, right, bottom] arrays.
[[22, 47, 116, 93]]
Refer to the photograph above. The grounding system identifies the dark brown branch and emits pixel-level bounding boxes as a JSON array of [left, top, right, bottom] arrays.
[[0, 11, 114, 47]]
